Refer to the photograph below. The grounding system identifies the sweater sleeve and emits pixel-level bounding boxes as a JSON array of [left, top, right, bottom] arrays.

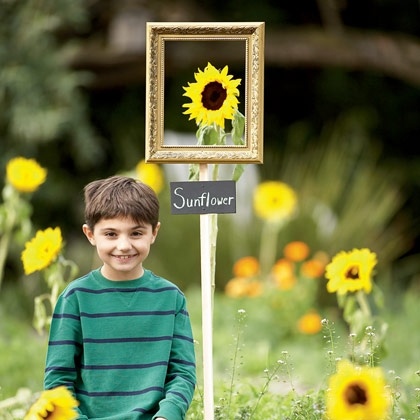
[[44, 292, 88, 420], [154, 294, 196, 420]]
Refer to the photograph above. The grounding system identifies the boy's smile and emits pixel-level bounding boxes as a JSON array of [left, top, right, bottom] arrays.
[[82, 216, 160, 281]]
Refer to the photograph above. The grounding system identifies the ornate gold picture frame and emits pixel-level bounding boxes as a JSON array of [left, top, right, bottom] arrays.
[[145, 22, 265, 163]]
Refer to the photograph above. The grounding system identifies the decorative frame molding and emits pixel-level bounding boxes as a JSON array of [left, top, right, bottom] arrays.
[[145, 22, 265, 163]]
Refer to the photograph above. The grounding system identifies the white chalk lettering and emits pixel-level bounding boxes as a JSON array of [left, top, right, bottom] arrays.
[[172, 187, 234, 210]]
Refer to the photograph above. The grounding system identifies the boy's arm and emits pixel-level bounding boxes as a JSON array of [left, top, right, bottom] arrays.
[[44, 293, 88, 419], [154, 296, 196, 420]]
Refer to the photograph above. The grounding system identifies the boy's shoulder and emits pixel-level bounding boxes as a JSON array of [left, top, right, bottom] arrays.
[[147, 270, 183, 292], [60, 270, 98, 296]]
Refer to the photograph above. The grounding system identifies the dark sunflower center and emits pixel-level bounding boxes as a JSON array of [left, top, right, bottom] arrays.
[[345, 383, 367, 405], [345, 265, 360, 280], [201, 81, 227, 111]]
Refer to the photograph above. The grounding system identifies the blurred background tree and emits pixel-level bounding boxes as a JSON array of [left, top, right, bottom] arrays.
[[0, 0, 419, 305]]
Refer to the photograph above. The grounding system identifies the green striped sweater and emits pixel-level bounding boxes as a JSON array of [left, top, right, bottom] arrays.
[[44, 268, 196, 420]]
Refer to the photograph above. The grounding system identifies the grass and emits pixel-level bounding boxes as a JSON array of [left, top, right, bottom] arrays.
[[1, 285, 420, 419], [187, 286, 420, 419]]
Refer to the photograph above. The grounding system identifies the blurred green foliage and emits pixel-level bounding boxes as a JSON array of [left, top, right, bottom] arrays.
[[0, 1, 419, 309]]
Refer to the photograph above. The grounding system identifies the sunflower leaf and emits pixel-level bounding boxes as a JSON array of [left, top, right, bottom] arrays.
[[189, 163, 200, 181], [232, 110, 245, 145], [199, 124, 222, 145], [232, 164, 245, 181]]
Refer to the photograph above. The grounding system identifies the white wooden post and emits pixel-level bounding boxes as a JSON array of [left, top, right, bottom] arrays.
[[199, 163, 215, 420]]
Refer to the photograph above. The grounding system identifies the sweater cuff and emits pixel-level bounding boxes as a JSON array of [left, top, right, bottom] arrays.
[[154, 400, 184, 420]]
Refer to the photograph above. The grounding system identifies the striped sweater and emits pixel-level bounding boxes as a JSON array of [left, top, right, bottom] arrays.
[[44, 268, 196, 420]]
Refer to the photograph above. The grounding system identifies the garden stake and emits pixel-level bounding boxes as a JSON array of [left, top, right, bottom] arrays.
[[199, 163, 215, 420]]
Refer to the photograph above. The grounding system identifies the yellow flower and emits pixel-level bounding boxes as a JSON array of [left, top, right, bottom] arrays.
[[325, 248, 377, 295], [326, 359, 391, 420], [21, 227, 63, 275], [283, 241, 310, 262], [297, 311, 322, 334], [135, 160, 164, 194], [253, 181, 297, 223], [182, 62, 241, 129], [233, 256, 260, 278], [6, 157, 47, 193], [24, 385, 79, 420]]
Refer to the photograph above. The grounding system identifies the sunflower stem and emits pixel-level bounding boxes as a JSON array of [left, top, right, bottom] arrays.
[[0, 225, 12, 290], [259, 221, 282, 278], [356, 290, 372, 320], [0, 190, 18, 290]]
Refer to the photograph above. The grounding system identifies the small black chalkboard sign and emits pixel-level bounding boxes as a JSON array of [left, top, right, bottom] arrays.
[[170, 180, 236, 215]]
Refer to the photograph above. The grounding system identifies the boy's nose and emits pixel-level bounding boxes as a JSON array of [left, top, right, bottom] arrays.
[[116, 236, 132, 250]]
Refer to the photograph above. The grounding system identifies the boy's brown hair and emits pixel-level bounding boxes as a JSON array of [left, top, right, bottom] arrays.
[[84, 175, 160, 230]]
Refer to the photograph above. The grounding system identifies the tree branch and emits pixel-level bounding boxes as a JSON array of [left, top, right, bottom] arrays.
[[69, 26, 420, 88]]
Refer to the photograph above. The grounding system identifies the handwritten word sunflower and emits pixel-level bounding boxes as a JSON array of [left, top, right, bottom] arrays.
[[182, 62, 241, 129], [326, 359, 391, 420], [6, 157, 47, 193], [21, 227, 63, 275], [24, 385, 79, 420], [325, 248, 377, 295], [253, 181, 297, 223]]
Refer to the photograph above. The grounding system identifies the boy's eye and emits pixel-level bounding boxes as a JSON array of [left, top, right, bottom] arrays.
[[132, 231, 143, 237], [105, 232, 117, 237]]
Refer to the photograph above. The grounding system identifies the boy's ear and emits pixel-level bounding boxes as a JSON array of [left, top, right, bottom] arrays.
[[82, 224, 96, 245], [151, 222, 161, 244]]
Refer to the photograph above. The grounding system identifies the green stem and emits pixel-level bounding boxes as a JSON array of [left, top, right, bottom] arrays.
[[259, 221, 281, 278], [0, 207, 16, 290], [356, 290, 372, 320]]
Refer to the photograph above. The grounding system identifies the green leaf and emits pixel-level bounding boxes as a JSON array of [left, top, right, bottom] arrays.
[[189, 164, 200, 181], [231, 110, 245, 145], [372, 283, 385, 309], [200, 124, 223, 145], [232, 164, 245, 181], [342, 294, 356, 322]]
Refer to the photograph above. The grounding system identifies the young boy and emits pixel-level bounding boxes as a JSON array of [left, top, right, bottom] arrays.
[[44, 175, 196, 420]]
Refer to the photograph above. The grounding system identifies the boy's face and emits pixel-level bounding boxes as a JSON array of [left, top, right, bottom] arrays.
[[82, 217, 160, 281]]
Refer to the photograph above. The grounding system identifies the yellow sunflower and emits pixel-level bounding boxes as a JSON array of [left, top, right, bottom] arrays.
[[21, 227, 63, 275], [253, 181, 297, 223], [6, 157, 47, 193], [135, 159, 164, 195], [182, 62, 241, 129], [24, 386, 79, 420], [326, 359, 391, 420], [325, 248, 377, 295]]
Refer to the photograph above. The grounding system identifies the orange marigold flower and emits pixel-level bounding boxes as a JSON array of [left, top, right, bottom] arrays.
[[301, 259, 325, 278], [225, 277, 263, 298], [233, 256, 260, 278], [225, 277, 249, 298], [297, 311, 322, 334], [283, 241, 310, 262], [246, 280, 263, 297], [271, 258, 296, 290]]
